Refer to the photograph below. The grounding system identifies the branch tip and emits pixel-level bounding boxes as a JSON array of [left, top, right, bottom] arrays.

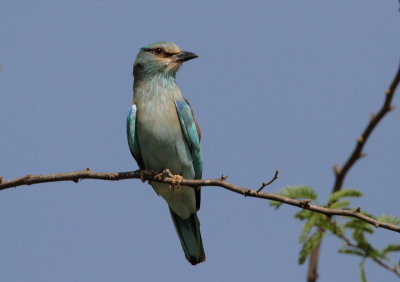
[[256, 170, 279, 193], [333, 164, 340, 175]]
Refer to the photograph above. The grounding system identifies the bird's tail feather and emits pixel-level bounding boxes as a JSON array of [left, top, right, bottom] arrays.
[[169, 208, 205, 265]]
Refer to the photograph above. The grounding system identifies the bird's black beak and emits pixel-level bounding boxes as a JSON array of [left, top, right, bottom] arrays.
[[176, 51, 198, 62]]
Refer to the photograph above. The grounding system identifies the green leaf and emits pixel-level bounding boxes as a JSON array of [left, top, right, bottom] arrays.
[[299, 214, 319, 243], [277, 185, 317, 200], [338, 247, 365, 257], [351, 230, 381, 259], [294, 209, 314, 220], [328, 189, 362, 204], [270, 186, 317, 209], [378, 215, 400, 225], [329, 200, 351, 210], [318, 217, 339, 234], [269, 200, 281, 209], [298, 231, 324, 265], [359, 259, 367, 282], [344, 219, 374, 234], [382, 244, 400, 256]]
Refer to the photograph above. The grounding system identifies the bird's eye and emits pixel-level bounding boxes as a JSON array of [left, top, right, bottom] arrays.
[[154, 48, 163, 54]]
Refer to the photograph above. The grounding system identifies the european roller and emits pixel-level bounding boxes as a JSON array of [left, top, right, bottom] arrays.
[[127, 41, 205, 265]]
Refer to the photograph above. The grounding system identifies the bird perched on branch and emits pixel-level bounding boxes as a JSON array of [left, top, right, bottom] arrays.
[[127, 41, 205, 265]]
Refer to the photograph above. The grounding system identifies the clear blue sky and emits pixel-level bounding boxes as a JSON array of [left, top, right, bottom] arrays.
[[1, 1, 399, 281]]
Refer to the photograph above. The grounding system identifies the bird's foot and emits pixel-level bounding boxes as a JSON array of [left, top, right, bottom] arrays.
[[171, 175, 183, 190], [162, 169, 183, 191]]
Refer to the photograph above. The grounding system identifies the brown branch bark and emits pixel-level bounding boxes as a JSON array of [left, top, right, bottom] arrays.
[[306, 62, 400, 282], [307, 229, 323, 282], [0, 168, 399, 232]]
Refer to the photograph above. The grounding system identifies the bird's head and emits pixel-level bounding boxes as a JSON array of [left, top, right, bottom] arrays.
[[133, 41, 198, 79]]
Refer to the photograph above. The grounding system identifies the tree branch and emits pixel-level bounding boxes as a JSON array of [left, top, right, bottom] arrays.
[[307, 62, 400, 282], [332, 62, 400, 193], [0, 168, 399, 232], [307, 229, 323, 282]]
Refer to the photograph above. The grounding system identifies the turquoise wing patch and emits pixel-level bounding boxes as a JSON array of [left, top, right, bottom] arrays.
[[175, 100, 203, 179], [127, 104, 143, 168]]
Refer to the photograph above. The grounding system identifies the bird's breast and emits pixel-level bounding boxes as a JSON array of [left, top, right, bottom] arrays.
[[134, 87, 186, 173]]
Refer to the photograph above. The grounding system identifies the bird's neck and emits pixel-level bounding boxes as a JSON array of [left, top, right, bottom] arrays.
[[135, 72, 176, 87], [133, 72, 182, 104], [133, 63, 177, 87]]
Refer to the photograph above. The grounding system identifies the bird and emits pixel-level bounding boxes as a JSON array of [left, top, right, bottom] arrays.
[[126, 41, 205, 265]]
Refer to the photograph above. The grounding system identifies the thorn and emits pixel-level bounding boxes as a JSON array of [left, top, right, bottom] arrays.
[[220, 174, 228, 181], [333, 164, 340, 175], [359, 152, 367, 158], [300, 199, 311, 208], [357, 136, 364, 143], [73, 178, 79, 183], [0, 176, 2, 184], [370, 112, 376, 120], [385, 89, 390, 95], [375, 222, 380, 228], [389, 105, 396, 111], [242, 189, 250, 197], [353, 206, 361, 213], [85, 168, 91, 171]]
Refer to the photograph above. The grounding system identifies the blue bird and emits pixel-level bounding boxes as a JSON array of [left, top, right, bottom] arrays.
[[127, 41, 205, 265]]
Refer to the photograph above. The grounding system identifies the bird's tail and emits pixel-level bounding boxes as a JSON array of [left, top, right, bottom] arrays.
[[169, 208, 205, 265]]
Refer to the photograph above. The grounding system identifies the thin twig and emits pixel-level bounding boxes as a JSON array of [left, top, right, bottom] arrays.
[[0, 169, 399, 233], [336, 229, 400, 278], [257, 169, 279, 192], [372, 257, 400, 278], [332, 63, 400, 193], [307, 62, 400, 282]]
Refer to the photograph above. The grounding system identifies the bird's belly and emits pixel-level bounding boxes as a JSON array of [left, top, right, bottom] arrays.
[[137, 109, 182, 173], [136, 103, 196, 218]]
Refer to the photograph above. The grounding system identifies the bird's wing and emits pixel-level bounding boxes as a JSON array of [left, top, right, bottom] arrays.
[[175, 99, 203, 179], [127, 104, 144, 169], [175, 99, 203, 210]]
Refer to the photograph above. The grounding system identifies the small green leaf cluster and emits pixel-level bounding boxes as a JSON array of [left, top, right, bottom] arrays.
[[270, 186, 400, 281]]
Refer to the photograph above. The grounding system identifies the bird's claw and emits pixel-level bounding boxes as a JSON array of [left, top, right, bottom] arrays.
[[162, 169, 183, 191], [140, 170, 146, 183], [162, 169, 174, 179], [171, 175, 183, 190]]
